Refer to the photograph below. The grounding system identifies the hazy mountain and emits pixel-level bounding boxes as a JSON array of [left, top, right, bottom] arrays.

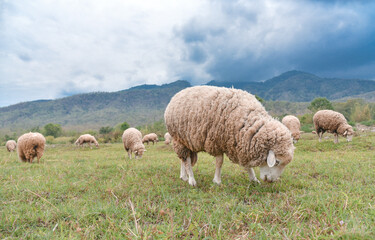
[[1, 70, 375, 132], [207, 70, 375, 102], [0, 80, 190, 132]]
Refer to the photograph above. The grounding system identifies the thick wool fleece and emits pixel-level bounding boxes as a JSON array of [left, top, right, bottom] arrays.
[[164, 86, 294, 168], [6, 140, 17, 152], [122, 128, 145, 153], [17, 132, 46, 163], [164, 132, 172, 145], [75, 134, 99, 147], [142, 133, 158, 144], [282, 115, 301, 141], [313, 110, 354, 136]]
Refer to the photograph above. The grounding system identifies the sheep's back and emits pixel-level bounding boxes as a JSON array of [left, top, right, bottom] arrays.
[[313, 110, 347, 132]]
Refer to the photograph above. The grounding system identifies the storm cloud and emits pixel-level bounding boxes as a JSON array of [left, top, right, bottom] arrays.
[[1, 0, 375, 106]]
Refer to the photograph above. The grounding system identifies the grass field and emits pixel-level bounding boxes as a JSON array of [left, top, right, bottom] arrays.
[[1, 133, 374, 239]]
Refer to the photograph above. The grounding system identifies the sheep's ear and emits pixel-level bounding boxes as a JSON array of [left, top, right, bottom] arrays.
[[267, 150, 276, 167], [343, 130, 347, 136], [134, 151, 138, 154]]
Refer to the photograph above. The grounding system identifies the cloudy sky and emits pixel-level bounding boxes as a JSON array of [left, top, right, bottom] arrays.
[[1, 0, 375, 107]]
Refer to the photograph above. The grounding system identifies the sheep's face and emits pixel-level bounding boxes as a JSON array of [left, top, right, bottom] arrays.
[[134, 149, 145, 159], [292, 132, 300, 143], [259, 147, 294, 183], [343, 128, 354, 142]]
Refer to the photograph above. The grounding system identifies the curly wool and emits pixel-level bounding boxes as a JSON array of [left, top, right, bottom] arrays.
[[17, 132, 46, 163], [75, 134, 99, 147], [164, 132, 172, 145], [6, 140, 17, 152], [313, 110, 353, 136], [165, 86, 294, 169], [142, 133, 158, 145], [282, 115, 301, 141], [122, 128, 145, 154]]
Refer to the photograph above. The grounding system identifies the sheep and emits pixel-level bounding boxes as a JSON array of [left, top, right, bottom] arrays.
[[122, 128, 146, 159], [142, 133, 159, 145], [164, 86, 295, 186], [6, 140, 17, 152], [313, 110, 354, 143], [75, 134, 99, 148], [17, 132, 46, 163], [164, 132, 172, 145], [282, 115, 301, 143]]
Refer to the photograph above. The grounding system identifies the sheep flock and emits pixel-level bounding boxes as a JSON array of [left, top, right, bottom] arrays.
[[3, 85, 360, 188]]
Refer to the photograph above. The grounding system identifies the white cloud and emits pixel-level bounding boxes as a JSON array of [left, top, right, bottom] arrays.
[[1, 0, 375, 106]]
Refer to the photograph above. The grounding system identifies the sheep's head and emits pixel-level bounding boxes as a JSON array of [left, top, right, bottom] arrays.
[[292, 131, 301, 143], [134, 145, 146, 159], [343, 126, 354, 142], [259, 139, 295, 183]]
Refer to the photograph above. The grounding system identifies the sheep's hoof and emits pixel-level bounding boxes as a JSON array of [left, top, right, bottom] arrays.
[[213, 178, 221, 185], [180, 175, 188, 181], [188, 178, 197, 187], [250, 177, 261, 184]]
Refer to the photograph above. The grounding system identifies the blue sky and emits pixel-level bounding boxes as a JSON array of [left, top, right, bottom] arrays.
[[1, 0, 375, 107]]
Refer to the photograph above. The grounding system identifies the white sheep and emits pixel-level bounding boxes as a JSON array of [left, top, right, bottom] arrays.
[[17, 132, 46, 163], [282, 115, 301, 143], [313, 110, 354, 143], [75, 134, 99, 148], [164, 86, 295, 186], [122, 128, 146, 159], [164, 132, 172, 145], [6, 140, 17, 152], [142, 133, 158, 145]]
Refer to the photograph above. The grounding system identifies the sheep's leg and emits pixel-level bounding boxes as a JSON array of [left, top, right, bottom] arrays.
[[185, 156, 197, 186], [247, 168, 260, 184], [318, 132, 323, 142], [128, 150, 132, 159], [180, 160, 188, 181], [334, 133, 339, 144], [213, 154, 223, 185]]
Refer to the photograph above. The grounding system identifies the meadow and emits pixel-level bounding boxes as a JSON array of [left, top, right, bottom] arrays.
[[1, 133, 374, 239]]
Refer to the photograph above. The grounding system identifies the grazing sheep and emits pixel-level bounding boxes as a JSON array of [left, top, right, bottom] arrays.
[[165, 86, 295, 186], [75, 134, 99, 148], [122, 128, 146, 159], [142, 133, 159, 145], [17, 132, 46, 163], [164, 132, 172, 145], [282, 115, 301, 143], [313, 110, 354, 143], [6, 140, 17, 152]]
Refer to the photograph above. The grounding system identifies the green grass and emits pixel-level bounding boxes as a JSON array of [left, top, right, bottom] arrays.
[[1, 133, 375, 239]]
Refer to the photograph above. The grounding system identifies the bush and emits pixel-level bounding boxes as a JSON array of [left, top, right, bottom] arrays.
[[43, 123, 62, 138], [45, 136, 54, 144], [360, 120, 375, 126], [299, 113, 313, 125], [308, 97, 333, 113], [301, 124, 314, 132]]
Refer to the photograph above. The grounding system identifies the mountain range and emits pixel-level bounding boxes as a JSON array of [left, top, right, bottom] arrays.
[[1, 71, 374, 132]]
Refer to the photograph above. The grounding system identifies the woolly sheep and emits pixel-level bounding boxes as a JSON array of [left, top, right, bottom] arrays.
[[122, 128, 146, 159], [75, 134, 99, 148], [313, 110, 354, 143], [142, 133, 158, 145], [6, 140, 17, 152], [164, 86, 295, 186], [17, 132, 46, 163], [164, 132, 172, 145], [282, 115, 301, 143]]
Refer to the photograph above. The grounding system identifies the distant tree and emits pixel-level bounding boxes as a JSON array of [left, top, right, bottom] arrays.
[[120, 121, 130, 131], [255, 95, 264, 103], [99, 126, 113, 134], [43, 123, 62, 138], [30, 126, 41, 132], [308, 97, 333, 112]]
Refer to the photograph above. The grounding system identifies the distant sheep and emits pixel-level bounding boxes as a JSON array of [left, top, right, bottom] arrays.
[[17, 132, 46, 163], [122, 128, 146, 159], [165, 86, 295, 186], [142, 133, 158, 145], [164, 132, 172, 145], [282, 115, 301, 143], [313, 110, 354, 143], [6, 140, 17, 152], [75, 134, 99, 148]]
